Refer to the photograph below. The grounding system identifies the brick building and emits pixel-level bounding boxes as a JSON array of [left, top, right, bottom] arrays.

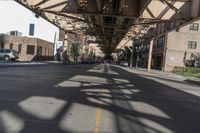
[[135, 18, 200, 72], [58, 29, 86, 62], [133, 0, 200, 72], [0, 34, 54, 61], [162, 19, 200, 71]]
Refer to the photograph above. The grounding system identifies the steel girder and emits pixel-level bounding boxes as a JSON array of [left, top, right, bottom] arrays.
[[15, 0, 190, 55]]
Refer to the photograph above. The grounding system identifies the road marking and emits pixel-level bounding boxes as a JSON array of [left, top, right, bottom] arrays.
[[94, 107, 102, 133]]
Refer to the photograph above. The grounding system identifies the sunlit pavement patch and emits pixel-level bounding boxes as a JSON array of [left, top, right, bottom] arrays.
[[97, 109, 118, 133], [113, 78, 130, 83], [18, 96, 67, 120], [82, 83, 103, 86], [81, 89, 110, 93], [126, 84, 135, 87], [120, 89, 137, 95], [0, 111, 25, 133], [55, 80, 104, 88], [54, 80, 82, 87], [130, 102, 171, 119], [87, 97, 112, 106], [59, 103, 96, 133], [139, 118, 174, 133], [69, 75, 108, 84], [87, 69, 119, 75], [87, 65, 119, 75]]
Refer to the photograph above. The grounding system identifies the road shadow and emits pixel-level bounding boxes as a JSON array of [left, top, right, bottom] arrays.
[[0, 64, 200, 133]]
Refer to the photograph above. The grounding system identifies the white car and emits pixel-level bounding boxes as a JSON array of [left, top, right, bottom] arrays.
[[0, 49, 19, 61]]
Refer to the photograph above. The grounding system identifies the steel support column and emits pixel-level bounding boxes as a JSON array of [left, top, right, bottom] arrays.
[[130, 42, 134, 67], [147, 39, 153, 72]]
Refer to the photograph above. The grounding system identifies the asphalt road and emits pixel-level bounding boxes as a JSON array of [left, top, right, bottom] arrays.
[[0, 63, 200, 133]]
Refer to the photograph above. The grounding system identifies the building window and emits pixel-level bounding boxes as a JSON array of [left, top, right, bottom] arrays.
[[157, 36, 165, 48], [37, 46, 43, 55], [188, 41, 197, 49], [0, 43, 4, 49], [189, 23, 199, 31], [29, 24, 35, 36], [51, 49, 53, 55], [18, 44, 22, 53], [27, 45, 35, 55], [10, 43, 13, 49], [45, 48, 47, 55], [47, 49, 49, 56]]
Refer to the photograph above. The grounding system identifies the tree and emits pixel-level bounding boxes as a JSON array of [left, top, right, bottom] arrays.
[[184, 53, 200, 67], [93, 52, 96, 60], [70, 43, 79, 62]]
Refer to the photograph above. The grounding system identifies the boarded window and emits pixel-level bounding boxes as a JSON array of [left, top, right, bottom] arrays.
[[27, 45, 35, 55]]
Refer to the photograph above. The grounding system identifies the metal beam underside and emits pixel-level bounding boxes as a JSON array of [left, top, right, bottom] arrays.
[[15, 0, 190, 55]]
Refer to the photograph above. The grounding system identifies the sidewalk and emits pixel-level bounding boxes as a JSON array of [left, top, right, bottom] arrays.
[[185, 77, 200, 85], [0, 61, 47, 65], [0, 61, 48, 68], [117, 65, 200, 86]]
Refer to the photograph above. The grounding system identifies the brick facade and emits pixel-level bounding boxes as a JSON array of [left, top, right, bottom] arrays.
[[0, 35, 54, 61], [164, 19, 200, 71], [138, 19, 200, 72]]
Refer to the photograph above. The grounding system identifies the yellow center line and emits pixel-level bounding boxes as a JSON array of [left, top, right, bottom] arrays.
[[93, 98, 104, 133], [94, 107, 102, 133]]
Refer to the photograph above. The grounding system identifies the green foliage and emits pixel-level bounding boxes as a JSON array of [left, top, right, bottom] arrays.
[[104, 55, 113, 60], [92, 52, 96, 60], [184, 53, 200, 67], [173, 66, 200, 78], [70, 43, 79, 62]]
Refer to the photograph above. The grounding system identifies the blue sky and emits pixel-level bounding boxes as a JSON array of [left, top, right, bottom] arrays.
[[0, 0, 59, 43]]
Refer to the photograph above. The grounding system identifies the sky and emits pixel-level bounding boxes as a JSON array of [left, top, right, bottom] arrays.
[[0, 0, 59, 43]]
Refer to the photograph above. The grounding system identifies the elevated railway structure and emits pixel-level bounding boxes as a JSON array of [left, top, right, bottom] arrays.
[[15, 0, 199, 56]]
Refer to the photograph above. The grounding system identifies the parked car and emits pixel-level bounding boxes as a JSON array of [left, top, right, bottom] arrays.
[[0, 49, 19, 61], [81, 60, 89, 64]]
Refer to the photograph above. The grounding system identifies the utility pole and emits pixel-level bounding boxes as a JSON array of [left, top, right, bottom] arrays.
[[136, 51, 139, 68]]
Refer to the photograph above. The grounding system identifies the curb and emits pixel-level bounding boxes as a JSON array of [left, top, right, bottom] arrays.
[[185, 78, 200, 86]]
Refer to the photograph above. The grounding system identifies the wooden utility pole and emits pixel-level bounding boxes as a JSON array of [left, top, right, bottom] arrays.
[[147, 39, 153, 72]]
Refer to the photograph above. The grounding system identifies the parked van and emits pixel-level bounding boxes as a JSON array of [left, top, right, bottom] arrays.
[[0, 49, 19, 61]]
